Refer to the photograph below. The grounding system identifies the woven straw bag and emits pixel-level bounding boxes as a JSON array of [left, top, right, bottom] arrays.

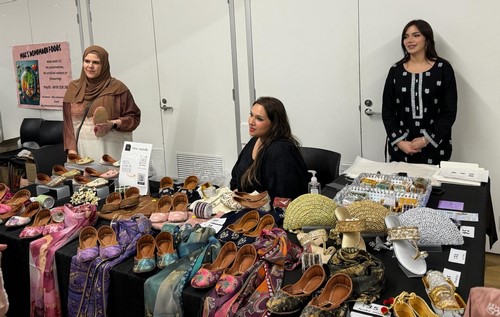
[[346, 200, 389, 233], [283, 194, 337, 231]]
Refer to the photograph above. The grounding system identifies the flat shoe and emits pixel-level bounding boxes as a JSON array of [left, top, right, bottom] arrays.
[[168, 192, 188, 222], [86, 178, 108, 188], [0, 183, 9, 202], [159, 176, 175, 196], [5, 201, 41, 228], [267, 264, 326, 314], [100, 192, 122, 213], [76, 156, 94, 165], [93, 106, 108, 125], [47, 176, 67, 187], [133, 234, 156, 273], [215, 244, 257, 296], [84, 167, 102, 178], [217, 210, 260, 243], [67, 153, 81, 163], [1, 189, 32, 222], [120, 187, 140, 208], [36, 173, 51, 185], [73, 175, 92, 184], [76, 226, 99, 263], [100, 154, 118, 166], [301, 273, 353, 314], [19, 208, 51, 239], [52, 164, 69, 176], [61, 169, 81, 179], [155, 231, 178, 269], [100, 169, 119, 179], [98, 225, 122, 260], [191, 241, 238, 289], [235, 214, 276, 247]]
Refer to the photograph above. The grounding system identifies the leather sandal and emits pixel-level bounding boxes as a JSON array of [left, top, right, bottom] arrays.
[[385, 215, 427, 275], [100, 192, 122, 213], [217, 210, 260, 243], [133, 234, 156, 273], [76, 226, 99, 263], [267, 264, 326, 314], [191, 241, 238, 289], [155, 231, 178, 269], [98, 225, 122, 260]]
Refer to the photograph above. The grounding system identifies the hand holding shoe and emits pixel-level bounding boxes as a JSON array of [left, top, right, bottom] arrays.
[[94, 121, 113, 137]]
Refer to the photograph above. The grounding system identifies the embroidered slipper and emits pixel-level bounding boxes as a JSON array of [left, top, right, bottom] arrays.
[[76, 226, 99, 263], [150, 196, 172, 223], [112, 160, 121, 167], [61, 169, 81, 179], [155, 231, 178, 269], [86, 178, 108, 188], [19, 208, 51, 239], [100, 154, 119, 166], [133, 234, 156, 273], [73, 175, 92, 185], [47, 176, 67, 187], [93, 106, 109, 125], [52, 164, 69, 176], [5, 201, 41, 228], [159, 176, 175, 196], [84, 167, 102, 178], [36, 173, 51, 185], [76, 156, 94, 165], [97, 225, 122, 260], [67, 153, 82, 163], [100, 169, 119, 179]]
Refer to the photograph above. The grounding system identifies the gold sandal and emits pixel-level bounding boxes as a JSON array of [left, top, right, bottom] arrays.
[[297, 229, 336, 264]]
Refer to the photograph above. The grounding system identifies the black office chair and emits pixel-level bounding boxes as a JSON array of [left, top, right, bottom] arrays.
[[300, 147, 341, 189]]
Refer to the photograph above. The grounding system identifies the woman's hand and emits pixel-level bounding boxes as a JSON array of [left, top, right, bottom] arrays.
[[397, 140, 419, 155], [410, 136, 428, 152], [94, 121, 113, 137]]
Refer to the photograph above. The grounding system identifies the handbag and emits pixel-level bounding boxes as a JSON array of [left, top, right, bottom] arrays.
[[283, 193, 337, 231]]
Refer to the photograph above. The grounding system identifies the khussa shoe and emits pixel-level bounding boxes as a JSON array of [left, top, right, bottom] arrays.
[[235, 214, 276, 247], [19, 208, 51, 239], [1, 189, 32, 223], [233, 191, 271, 211], [100, 192, 122, 213], [191, 241, 238, 289], [215, 244, 257, 296], [159, 176, 175, 196], [5, 201, 41, 228], [149, 195, 172, 223], [93, 106, 109, 125], [299, 273, 353, 317], [156, 231, 178, 269], [100, 154, 119, 166], [217, 210, 260, 243], [120, 187, 140, 208], [389, 291, 437, 317], [133, 234, 156, 273], [76, 226, 99, 263], [97, 225, 122, 260], [178, 175, 198, 198], [67, 153, 81, 163], [266, 264, 326, 314], [168, 192, 188, 222]]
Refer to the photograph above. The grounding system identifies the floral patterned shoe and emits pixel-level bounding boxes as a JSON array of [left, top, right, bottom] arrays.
[[267, 264, 326, 314], [5, 201, 41, 228], [191, 241, 237, 289], [19, 208, 51, 239], [215, 244, 257, 296], [177, 175, 198, 199], [299, 273, 353, 317], [76, 226, 99, 263], [98, 225, 122, 260], [159, 176, 175, 196], [217, 210, 260, 243], [133, 234, 156, 273], [155, 231, 178, 269]]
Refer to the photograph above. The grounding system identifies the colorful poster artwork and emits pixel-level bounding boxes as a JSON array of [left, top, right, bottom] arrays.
[[12, 42, 72, 110]]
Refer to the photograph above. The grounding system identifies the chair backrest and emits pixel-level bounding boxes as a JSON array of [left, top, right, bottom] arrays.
[[19, 118, 43, 145], [300, 147, 341, 189], [39, 120, 63, 147]]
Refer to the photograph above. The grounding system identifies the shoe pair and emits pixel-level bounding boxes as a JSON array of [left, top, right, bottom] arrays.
[[133, 231, 178, 273], [220, 191, 271, 212], [76, 225, 122, 263], [159, 175, 199, 198], [191, 241, 238, 289], [389, 291, 439, 317], [19, 207, 65, 239], [149, 192, 189, 224], [0, 189, 32, 224], [5, 201, 41, 228], [217, 211, 276, 247], [267, 265, 353, 316], [297, 228, 336, 264]]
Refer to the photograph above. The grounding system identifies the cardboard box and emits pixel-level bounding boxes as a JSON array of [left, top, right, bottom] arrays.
[[25, 160, 37, 182]]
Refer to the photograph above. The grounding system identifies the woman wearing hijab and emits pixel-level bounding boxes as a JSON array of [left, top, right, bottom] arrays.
[[63, 45, 141, 160]]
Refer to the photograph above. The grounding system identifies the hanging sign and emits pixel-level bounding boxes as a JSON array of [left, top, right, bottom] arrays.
[[12, 41, 72, 110]]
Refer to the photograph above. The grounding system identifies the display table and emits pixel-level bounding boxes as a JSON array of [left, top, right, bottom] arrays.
[[0, 178, 497, 317]]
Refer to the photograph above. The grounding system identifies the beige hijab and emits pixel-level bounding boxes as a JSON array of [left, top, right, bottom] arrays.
[[63, 45, 128, 117]]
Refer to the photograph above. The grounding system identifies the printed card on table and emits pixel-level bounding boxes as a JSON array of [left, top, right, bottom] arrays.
[[118, 141, 152, 195]]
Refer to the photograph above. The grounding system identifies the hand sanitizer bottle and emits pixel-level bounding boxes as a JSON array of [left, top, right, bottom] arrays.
[[308, 170, 321, 194]]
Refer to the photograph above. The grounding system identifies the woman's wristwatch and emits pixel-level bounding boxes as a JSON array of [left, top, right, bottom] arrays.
[[112, 122, 118, 130]]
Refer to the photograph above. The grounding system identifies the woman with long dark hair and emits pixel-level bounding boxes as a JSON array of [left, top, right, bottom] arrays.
[[230, 96, 308, 200], [382, 20, 457, 164]]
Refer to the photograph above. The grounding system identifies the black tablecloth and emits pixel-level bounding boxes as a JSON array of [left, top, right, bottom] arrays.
[[0, 178, 497, 317]]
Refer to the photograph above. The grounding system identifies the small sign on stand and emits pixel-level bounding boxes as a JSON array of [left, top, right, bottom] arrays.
[[118, 141, 152, 195]]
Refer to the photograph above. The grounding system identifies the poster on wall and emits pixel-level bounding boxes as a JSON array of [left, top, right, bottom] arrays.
[[11, 41, 72, 110]]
